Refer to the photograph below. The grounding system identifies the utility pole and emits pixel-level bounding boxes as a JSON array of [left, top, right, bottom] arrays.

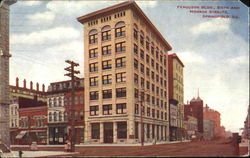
[[64, 60, 80, 152]]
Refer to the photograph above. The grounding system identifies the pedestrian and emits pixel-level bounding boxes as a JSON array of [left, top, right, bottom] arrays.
[[64, 140, 70, 152]]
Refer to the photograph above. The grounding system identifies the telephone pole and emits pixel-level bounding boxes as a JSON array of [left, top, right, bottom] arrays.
[[64, 60, 80, 152]]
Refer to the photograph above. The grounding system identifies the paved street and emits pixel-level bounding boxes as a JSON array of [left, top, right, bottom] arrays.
[[9, 138, 249, 157]]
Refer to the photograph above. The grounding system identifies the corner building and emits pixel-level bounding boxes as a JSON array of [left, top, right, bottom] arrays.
[[78, 1, 172, 143]]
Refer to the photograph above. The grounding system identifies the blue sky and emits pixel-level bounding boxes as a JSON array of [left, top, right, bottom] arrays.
[[9, 0, 249, 133]]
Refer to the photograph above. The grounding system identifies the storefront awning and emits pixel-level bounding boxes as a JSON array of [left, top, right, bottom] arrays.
[[16, 131, 27, 139]]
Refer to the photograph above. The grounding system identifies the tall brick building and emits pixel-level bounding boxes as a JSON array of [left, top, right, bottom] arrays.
[[0, 0, 16, 151], [78, 1, 172, 143]]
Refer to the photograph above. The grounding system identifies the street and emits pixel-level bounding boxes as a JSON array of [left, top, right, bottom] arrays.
[[9, 138, 249, 157]]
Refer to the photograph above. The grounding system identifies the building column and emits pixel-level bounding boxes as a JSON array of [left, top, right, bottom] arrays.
[[113, 122, 117, 143], [100, 122, 104, 143], [127, 119, 135, 143]]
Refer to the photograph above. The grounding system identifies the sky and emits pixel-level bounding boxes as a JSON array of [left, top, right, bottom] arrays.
[[9, 0, 249, 133]]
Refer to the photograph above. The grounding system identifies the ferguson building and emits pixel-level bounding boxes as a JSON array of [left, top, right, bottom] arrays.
[[77, 1, 172, 143]]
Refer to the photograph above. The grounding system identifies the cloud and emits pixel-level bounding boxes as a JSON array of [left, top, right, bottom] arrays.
[[27, 11, 55, 24], [178, 51, 206, 64], [11, 26, 80, 45], [18, 0, 42, 6], [226, 55, 249, 65], [190, 18, 230, 35]]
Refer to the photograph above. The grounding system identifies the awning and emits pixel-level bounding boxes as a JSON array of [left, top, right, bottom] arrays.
[[15, 131, 27, 139]]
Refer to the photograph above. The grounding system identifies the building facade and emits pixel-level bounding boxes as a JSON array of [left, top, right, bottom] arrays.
[[78, 1, 172, 143], [203, 104, 222, 139], [47, 79, 84, 145], [9, 78, 47, 144], [169, 99, 178, 141], [0, 0, 17, 151], [203, 119, 214, 140], [168, 53, 184, 140], [184, 96, 204, 139], [184, 115, 198, 139], [16, 99, 47, 145]]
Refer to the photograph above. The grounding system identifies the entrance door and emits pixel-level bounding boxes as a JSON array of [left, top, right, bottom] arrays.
[[104, 123, 113, 143]]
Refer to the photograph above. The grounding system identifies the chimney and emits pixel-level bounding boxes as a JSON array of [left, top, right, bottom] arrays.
[[30, 81, 33, 90], [23, 79, 26, 88], [16, 77, 19, 87], [36, 82, 39, 91], [42, 84, 45, 92]]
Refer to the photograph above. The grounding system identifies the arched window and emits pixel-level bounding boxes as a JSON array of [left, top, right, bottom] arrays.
[[54, 112, 57, 122], [59, 112, 62, 121], [101, 25, 111, 41], [49, 112, 52, 122], [58, 97, 62, 106], [53, 98, 57, 107], [64, 112, 67, 122], [115, 21, 125, 37], [48, 98, 52, 107], [89, 29, 98, 44]]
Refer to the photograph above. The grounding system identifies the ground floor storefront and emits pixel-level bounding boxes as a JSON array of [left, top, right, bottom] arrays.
[[84, 118, 169, 144]]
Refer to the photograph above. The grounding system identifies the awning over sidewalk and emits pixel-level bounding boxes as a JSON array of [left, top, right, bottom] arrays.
[[16, 131, 27, 139]]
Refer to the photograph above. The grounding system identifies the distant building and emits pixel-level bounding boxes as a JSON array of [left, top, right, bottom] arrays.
[[47, 79, 84, 145], [168, 53, 184, 140], [203, 119, 214, 140], [184, 95, 204, 138], [9, 78, 46, 145], [242, 105, 249, 140], [203, 104, 222, 138], [184, 115, 198, 139]]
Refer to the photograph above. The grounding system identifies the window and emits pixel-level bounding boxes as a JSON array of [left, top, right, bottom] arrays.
[[134, 88, 139, 98], [54, 112, 57, 121], [116, 57, 126, 68], [134, 29, 138, 40], [151, 71, 155, 80], [147, 124, 150, 138], [146, 54, 150, 63], [156, 63, 159, 71], [134, 44, 138, 55], [146, 94, 150, 103], [115, 42, 126, 52], [146, 67, 150, 76], [147, 107, 150, 117], [151, 46, 154, 55], [90, 105, 99, 116], [134, 59, 138, 69], [49, 112, 52, 121], [135, 104, 139, 114], [140, 63, 144, 73], [90, 77, 98, 86], [156, 50, 159, 59], [91, 123, 100, 139], [152, 84, 155, 92], [89, 48, 98, 58], [115, 21, 125, 37], [157, 110, 160, 118], [146, 81, 150, 90], [140, 34, 144, 45], [117, 122, 127, 139], [152, 96, 155, 105], [102, 45, 111, 55], [102, 74, 112, 85], [116, 72, 126, 83], [90, 91, 99, 100], [152, 124, 155, 138], [103, 104, 112, 115], [80, 111, 84, 120], [59, 112, 62, 121], [152, 109, 155, 118], [116, 88, 126, 97], [140, 49, 144, 59], [141, 77, 145, 88], [101, 25, 111, 41], [151, 60, 155, 70], [89, 29, 98, 44], [161, 111, 163, 120], [116, 103, 126, 114], [102, 60, 112, 70], [103, 89, 112, 99], [134, 73, 139, 84], [146, 41, 150, 50], [89, 62, 98, 72]]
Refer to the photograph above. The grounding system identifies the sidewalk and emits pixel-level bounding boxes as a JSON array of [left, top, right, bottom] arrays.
[[1, 151, 79, 158]]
